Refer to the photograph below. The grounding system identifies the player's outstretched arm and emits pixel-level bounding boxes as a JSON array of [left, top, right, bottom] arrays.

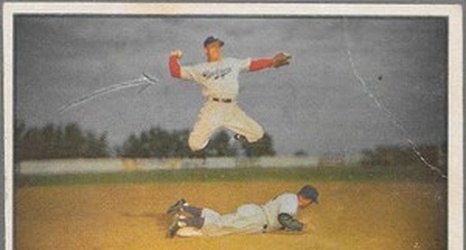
[[277, 213, 304, 231], [249, 58, 274, 72], [169, 49, 183, 78], [249, 52, 292, 72]]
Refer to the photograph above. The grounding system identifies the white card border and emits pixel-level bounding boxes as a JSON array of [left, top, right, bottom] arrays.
[[3, 3, 463, 250]]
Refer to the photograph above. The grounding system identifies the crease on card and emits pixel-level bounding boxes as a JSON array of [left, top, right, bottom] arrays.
[[58, 73, 159, 114], [341, 18, 446, 179]]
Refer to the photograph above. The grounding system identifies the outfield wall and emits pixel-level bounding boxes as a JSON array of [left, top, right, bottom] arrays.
[[17, 156, 331, 175]]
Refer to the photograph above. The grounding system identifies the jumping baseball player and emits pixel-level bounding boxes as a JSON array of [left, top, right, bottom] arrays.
[[169, 36, 292, 153], [165, 185, 319, 238]]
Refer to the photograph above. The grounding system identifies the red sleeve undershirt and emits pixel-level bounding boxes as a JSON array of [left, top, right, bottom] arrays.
[[169, 55, 181, 78], [249, 58, 274, 72]]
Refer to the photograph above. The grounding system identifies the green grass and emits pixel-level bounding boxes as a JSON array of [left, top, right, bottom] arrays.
[[16, 165, 446, 187]]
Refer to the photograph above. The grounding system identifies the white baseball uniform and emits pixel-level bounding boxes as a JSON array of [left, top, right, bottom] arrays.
[[176, 193, 299, 237], [178, 57, 264, 151]]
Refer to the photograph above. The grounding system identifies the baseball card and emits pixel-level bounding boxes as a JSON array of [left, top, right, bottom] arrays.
[[3, 1, 463, 249]]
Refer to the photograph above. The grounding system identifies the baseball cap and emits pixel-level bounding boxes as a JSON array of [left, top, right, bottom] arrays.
[[204, 36, 224, 48], [298, 185, 319, 204]]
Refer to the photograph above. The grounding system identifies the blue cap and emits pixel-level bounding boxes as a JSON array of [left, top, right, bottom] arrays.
[[204, 36, 224, 48], [298, 185, 319, 204]]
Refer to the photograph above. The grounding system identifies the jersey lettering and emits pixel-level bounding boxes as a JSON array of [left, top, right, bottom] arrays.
[[202, 67, 232, 80]]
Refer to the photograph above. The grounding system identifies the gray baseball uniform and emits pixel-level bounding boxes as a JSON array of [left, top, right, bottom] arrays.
[[176, 193, 299, 237]]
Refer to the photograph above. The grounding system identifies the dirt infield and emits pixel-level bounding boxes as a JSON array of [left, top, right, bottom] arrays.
[[15, 181, 446, 250]]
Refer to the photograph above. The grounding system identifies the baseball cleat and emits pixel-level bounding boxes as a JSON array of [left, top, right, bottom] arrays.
[[167, 215, 182, 238], [166, 198, 186, 216], [234, 134, 248, 143]]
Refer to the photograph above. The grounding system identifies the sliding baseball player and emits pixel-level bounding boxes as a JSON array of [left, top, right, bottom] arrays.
[[166, 185, 319, 237], [169, 36, 292, 152]]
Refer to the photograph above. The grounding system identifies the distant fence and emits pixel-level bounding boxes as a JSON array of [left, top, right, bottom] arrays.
[[17, 156, 331, 175]]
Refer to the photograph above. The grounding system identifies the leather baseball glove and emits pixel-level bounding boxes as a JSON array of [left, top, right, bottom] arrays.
[[272, 52, 292, 68]]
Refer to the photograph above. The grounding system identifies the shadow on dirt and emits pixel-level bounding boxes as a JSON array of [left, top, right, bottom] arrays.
[[120, 212, 170, 230]]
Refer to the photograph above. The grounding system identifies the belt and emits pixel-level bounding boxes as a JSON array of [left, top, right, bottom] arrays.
[[211, 97, 233, 103]]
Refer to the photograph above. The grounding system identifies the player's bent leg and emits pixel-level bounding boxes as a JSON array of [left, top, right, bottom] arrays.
[[232, 127, 264, 143], [200, 206, 265, 236], [180, 216, 205, 229], [226, 105, 264, 143], [183, 204, 203, 217], [188, 110, 220, 151], [167, 199, 203, 217], [229, 118, 264, 143], [247, 119, 265, 143], [167, 215, 183, 238], [188, 101, 225, 151], [167, 215, 205, 238], [244, 124, 264, 143], [201, 208, 222, 220], [188, 133, 209, 152], [166, 198, 187, 216]]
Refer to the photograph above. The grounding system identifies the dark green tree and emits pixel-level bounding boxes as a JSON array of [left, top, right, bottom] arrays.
[[171, 129, 191, 157], [205, 131, 237, 157], [120, 134, 140, 158], [119, 128, 248, 158], [242, 132, 276, 157], [119, 127, 190, 158], [21, 127, 44, 159], [62, 123, 86, 157], [14, 121, 109, 160], [359, 144, 441, 168], [84, 131, 109, 158]]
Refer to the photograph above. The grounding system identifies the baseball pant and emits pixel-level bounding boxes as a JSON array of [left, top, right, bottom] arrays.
[[177, 204, 268, 237], [188, 100, 264, 151]]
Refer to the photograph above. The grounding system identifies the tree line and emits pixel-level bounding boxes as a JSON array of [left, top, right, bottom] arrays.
[[14, 121, 275, 161], [359, 144, 446, 170], [15, 121, 445, 168]]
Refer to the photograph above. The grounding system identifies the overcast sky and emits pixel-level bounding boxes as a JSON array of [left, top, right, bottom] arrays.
[[14, 16, 447, 155]]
